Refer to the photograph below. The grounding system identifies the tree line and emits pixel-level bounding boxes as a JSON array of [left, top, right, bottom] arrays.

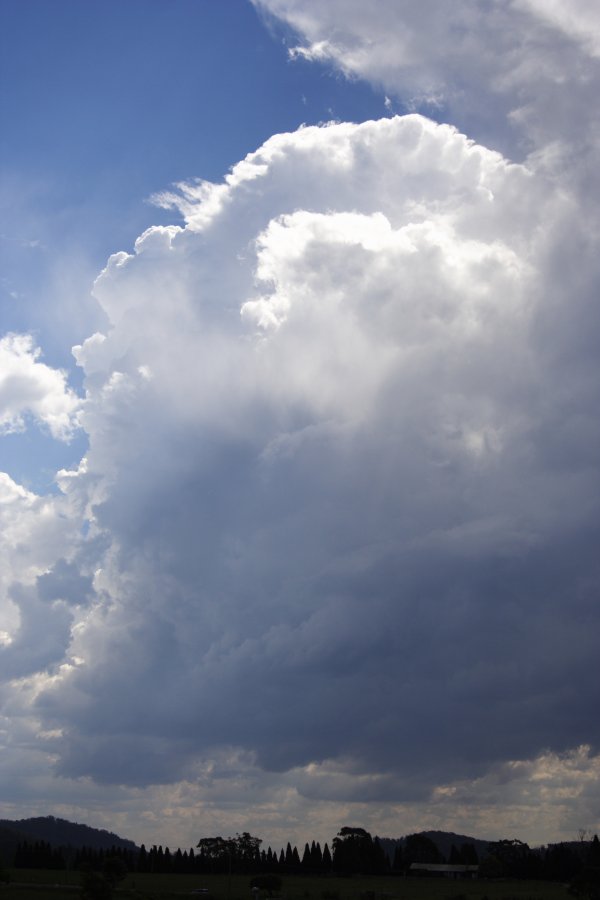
[[11, 826, 600, 887]]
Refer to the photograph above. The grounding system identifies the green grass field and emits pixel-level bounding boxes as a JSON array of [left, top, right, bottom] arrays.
[[2, 870, 572, 900]]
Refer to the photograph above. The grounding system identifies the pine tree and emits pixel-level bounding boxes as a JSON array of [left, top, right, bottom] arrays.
[[137, 845, 148, 873], [302, 843, 311, 868], [285, 843, 293, 868], [312, 841, 323, 870], [589, 835, 600, 866], [373, 837, 388, 873], [392, 844, 403, 873]]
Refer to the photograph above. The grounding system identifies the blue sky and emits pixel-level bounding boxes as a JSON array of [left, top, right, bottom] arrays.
[[1, 0, 388, 490], [1, 0, 600, 852]]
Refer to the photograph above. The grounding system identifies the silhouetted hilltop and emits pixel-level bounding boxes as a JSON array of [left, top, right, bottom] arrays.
[[378, 830, 491, 862], [420, 830, 491, 859], [0, 815, 138, 854]]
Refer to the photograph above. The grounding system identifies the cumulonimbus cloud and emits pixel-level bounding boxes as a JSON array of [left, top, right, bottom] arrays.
[[13, 111, 595, 797], [1, 1, 599, 844]]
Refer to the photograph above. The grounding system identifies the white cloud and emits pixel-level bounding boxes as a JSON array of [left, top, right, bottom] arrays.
[[515, 0, 600, 57], [1, 0, 600, 848], [0, 333, 80, 440], [254, 0, 600, 160], [0, 468, 87, 698], [4, 110, 591, 832]]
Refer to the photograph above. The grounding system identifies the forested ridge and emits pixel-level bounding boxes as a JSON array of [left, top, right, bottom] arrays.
[[0, 816, 136, 852]]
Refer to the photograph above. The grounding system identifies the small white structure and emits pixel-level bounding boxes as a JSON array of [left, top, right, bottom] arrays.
[[409, 863, 479, 879]]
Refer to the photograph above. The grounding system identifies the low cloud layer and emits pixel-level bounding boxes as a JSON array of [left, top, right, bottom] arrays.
[[1, 0, 599, 846]]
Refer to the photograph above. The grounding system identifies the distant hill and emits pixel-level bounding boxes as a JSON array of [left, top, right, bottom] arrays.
[[377, 830, 492, 862], [420, 830, 492, 860], [0, 816, 138, 863]]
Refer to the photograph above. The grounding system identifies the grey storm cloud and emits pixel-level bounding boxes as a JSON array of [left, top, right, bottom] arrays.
[[37, 559, 95, 607], [23, 109, 599, 797], [1, 1, 599, 842]]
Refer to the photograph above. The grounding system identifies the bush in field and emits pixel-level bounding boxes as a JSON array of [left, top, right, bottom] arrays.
[[103, 855, 128, 887], [80, 866, 113, 900], [250, 874, 282, 895], [79, 856, 127, 900], [478, 853, 503, 879]]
